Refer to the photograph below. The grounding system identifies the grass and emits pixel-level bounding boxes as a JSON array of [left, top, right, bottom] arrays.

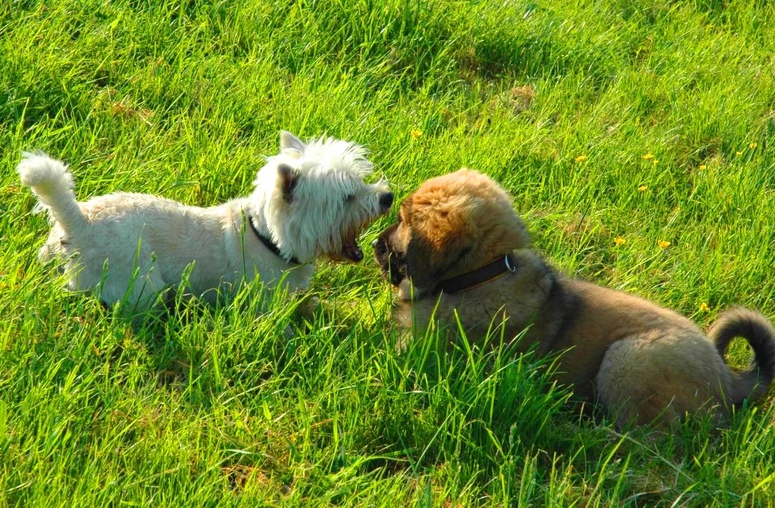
[[2, 0, 775, 505]]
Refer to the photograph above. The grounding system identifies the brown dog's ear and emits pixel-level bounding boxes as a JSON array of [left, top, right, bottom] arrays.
[[420, 206, 472, 254], [403, 207, 474, 294], [278, 163, 300, 203]]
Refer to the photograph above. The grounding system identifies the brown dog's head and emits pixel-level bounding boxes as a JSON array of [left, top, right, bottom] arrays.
[[373, 169, 530, 299]]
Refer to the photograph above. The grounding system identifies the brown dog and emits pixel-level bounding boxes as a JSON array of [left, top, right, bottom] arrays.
[[373, 169, 775, 427]]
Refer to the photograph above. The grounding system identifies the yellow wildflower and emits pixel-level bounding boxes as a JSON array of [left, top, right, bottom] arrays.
[[698, 164, 706, 170], [638, 185, 648, 192], [410, 129, 422, 139], [736, 151, 743, 156], [614, 237, 626, 246], [749, 142, 758, 149], [642, 153, 654, 160], [658, 240, 671, 249], [574, 155, 588, 163], [652, 159, 658, 165], [699, 302, 710, 313]]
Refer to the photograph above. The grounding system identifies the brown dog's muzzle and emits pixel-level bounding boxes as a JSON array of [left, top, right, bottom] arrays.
[[372, 224, 407, 287]]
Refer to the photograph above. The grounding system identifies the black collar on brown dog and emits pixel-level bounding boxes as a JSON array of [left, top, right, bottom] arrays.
[[246, 212, 300, 265], [433, 253, 517, 295]]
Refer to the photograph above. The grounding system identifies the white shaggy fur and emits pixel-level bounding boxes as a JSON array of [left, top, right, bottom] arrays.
[[18, 131, 392, 312]]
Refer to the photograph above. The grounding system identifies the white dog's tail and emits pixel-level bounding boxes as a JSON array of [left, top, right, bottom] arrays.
[[17, 152, 85, 230]]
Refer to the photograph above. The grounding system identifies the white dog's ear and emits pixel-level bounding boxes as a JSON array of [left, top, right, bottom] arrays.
[[278, 163, 300, 203], [280, 131, 306, 153]]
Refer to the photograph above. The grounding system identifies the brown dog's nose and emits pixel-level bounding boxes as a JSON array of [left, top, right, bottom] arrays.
[[372, 236, 384, 255], [379, 192, 393, 211]]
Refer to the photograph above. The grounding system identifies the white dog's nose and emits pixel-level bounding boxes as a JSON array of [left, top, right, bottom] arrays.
[[379, 192, 394, 211]]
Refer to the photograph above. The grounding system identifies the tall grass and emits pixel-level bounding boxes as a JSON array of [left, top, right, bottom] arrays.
[[2, 0, 775, 505]]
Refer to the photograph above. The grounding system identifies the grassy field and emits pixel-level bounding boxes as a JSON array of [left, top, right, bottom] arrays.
[[2, 0, 775, 505]]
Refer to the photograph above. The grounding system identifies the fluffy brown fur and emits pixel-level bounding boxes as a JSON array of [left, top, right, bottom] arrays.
[[374, 169, 775, 427]]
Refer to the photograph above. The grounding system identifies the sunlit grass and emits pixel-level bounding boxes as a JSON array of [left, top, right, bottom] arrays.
[[2, 0, 775, 505]]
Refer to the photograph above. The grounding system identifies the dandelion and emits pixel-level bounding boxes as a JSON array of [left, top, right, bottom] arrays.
[[614, 237, 626, 246], [658, 240, 671, 249], [642, 153, 654, 160], [638, 185, 648, 192], [749, 142, 758, 149], [574, 155, 588, 163], [410, 129, 422, 139], [699, 302, 710, 313], [699, 164, 706, 170]]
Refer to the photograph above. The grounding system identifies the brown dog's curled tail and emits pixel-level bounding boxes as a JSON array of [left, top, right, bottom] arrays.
[[710, 308, 775, 405]]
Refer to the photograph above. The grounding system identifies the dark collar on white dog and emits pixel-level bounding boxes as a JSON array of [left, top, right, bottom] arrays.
[[433, 253, 517, 295], [246, 213, 300, 265]]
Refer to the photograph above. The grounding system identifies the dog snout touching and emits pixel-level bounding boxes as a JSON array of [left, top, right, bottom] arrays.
[[379, 192, 394, 212]]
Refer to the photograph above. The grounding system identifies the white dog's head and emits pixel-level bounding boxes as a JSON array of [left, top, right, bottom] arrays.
[[250, 131, 392, 264]]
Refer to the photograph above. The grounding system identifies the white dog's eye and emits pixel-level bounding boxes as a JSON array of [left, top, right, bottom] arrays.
[[345, 193, 356, 203]]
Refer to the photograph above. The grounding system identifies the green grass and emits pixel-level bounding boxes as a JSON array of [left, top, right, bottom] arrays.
[[3, 0, 775, 505]]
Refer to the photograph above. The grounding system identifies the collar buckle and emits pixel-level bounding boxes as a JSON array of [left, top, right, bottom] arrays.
[[504, 254, 517, 273]]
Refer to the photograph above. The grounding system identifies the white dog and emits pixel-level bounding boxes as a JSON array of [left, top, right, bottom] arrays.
[[18, 131, 393, 312]]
